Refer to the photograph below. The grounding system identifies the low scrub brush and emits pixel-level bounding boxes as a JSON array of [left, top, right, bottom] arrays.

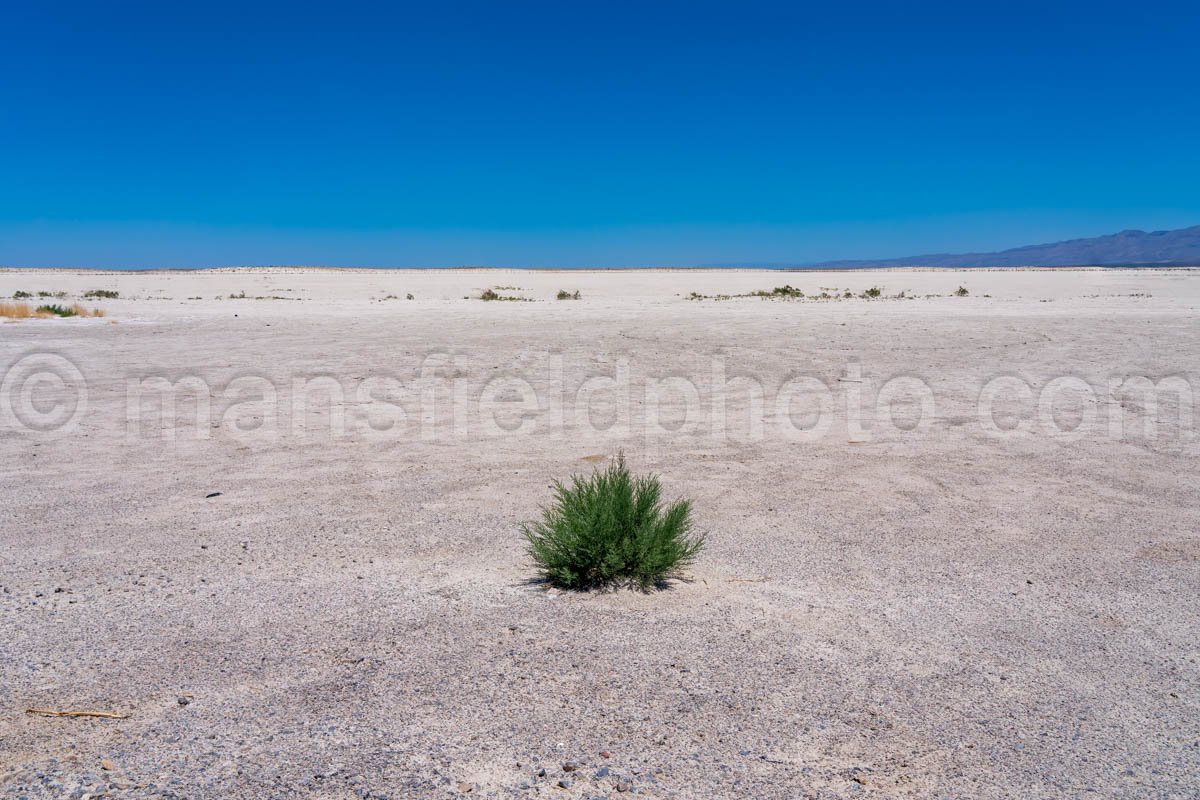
[[36, 304, 77, 317], [522, 454, 704, 590]]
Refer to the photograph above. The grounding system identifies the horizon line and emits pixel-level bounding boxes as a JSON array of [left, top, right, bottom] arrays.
[[4, 264, 1200, 274]]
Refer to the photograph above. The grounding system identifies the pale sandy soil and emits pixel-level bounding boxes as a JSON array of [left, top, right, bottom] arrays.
[[1, 268, 1198, 799]]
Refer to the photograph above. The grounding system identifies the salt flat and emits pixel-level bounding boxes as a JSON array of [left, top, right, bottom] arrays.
[[1, 268, 1197, 799]]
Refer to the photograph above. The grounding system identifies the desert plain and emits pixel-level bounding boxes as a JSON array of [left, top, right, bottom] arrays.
[[0, 267, 1198, 799]]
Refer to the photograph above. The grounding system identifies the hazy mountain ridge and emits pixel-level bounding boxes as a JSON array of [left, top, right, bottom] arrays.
[[807, 224, 1200, 268]]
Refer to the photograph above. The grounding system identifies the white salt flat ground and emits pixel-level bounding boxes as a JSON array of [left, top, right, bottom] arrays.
[[1, 268, 1197, 798]]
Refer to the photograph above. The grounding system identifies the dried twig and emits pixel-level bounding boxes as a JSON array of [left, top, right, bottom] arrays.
[[25, 708, 129, 719]]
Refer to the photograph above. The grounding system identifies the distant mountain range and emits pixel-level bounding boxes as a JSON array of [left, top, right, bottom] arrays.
[[805, 224, 1200, 268]]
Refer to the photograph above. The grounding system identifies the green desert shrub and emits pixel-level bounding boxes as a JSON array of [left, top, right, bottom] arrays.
[[748, 285, 803, 299], [522, 455, 704, 590], [83, 289, 119, 299], [13, 290, 32, 299], [479, 287, 530, 301], [862, 286, 882, 298], [955, 285, 969, 296], [36, 304, 77, 317], [556, 289, 581, 300]]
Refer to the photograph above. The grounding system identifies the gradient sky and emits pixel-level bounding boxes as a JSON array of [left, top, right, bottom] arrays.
[[3, 1, 1198, 267]]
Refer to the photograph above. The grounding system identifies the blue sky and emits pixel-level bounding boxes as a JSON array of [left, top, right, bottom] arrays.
[[3, 1, 1198, 267]]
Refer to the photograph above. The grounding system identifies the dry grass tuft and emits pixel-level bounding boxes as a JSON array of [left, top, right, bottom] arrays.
[[68, 303, 105, 317], [0, 302, 105, 319], [0, 302, 34, 318]]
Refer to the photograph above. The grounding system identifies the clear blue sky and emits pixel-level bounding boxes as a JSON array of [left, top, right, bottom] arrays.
[[3, 1, 1198, 267]]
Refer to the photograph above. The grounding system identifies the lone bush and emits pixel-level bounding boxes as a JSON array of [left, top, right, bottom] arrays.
[[83, 289, 119, 299], [479, 287, 529, 301], [955, 286, 969, 296], [522, 455, 704, 590], [556, 289, 581, 300], [36, 304, 77, 317]]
